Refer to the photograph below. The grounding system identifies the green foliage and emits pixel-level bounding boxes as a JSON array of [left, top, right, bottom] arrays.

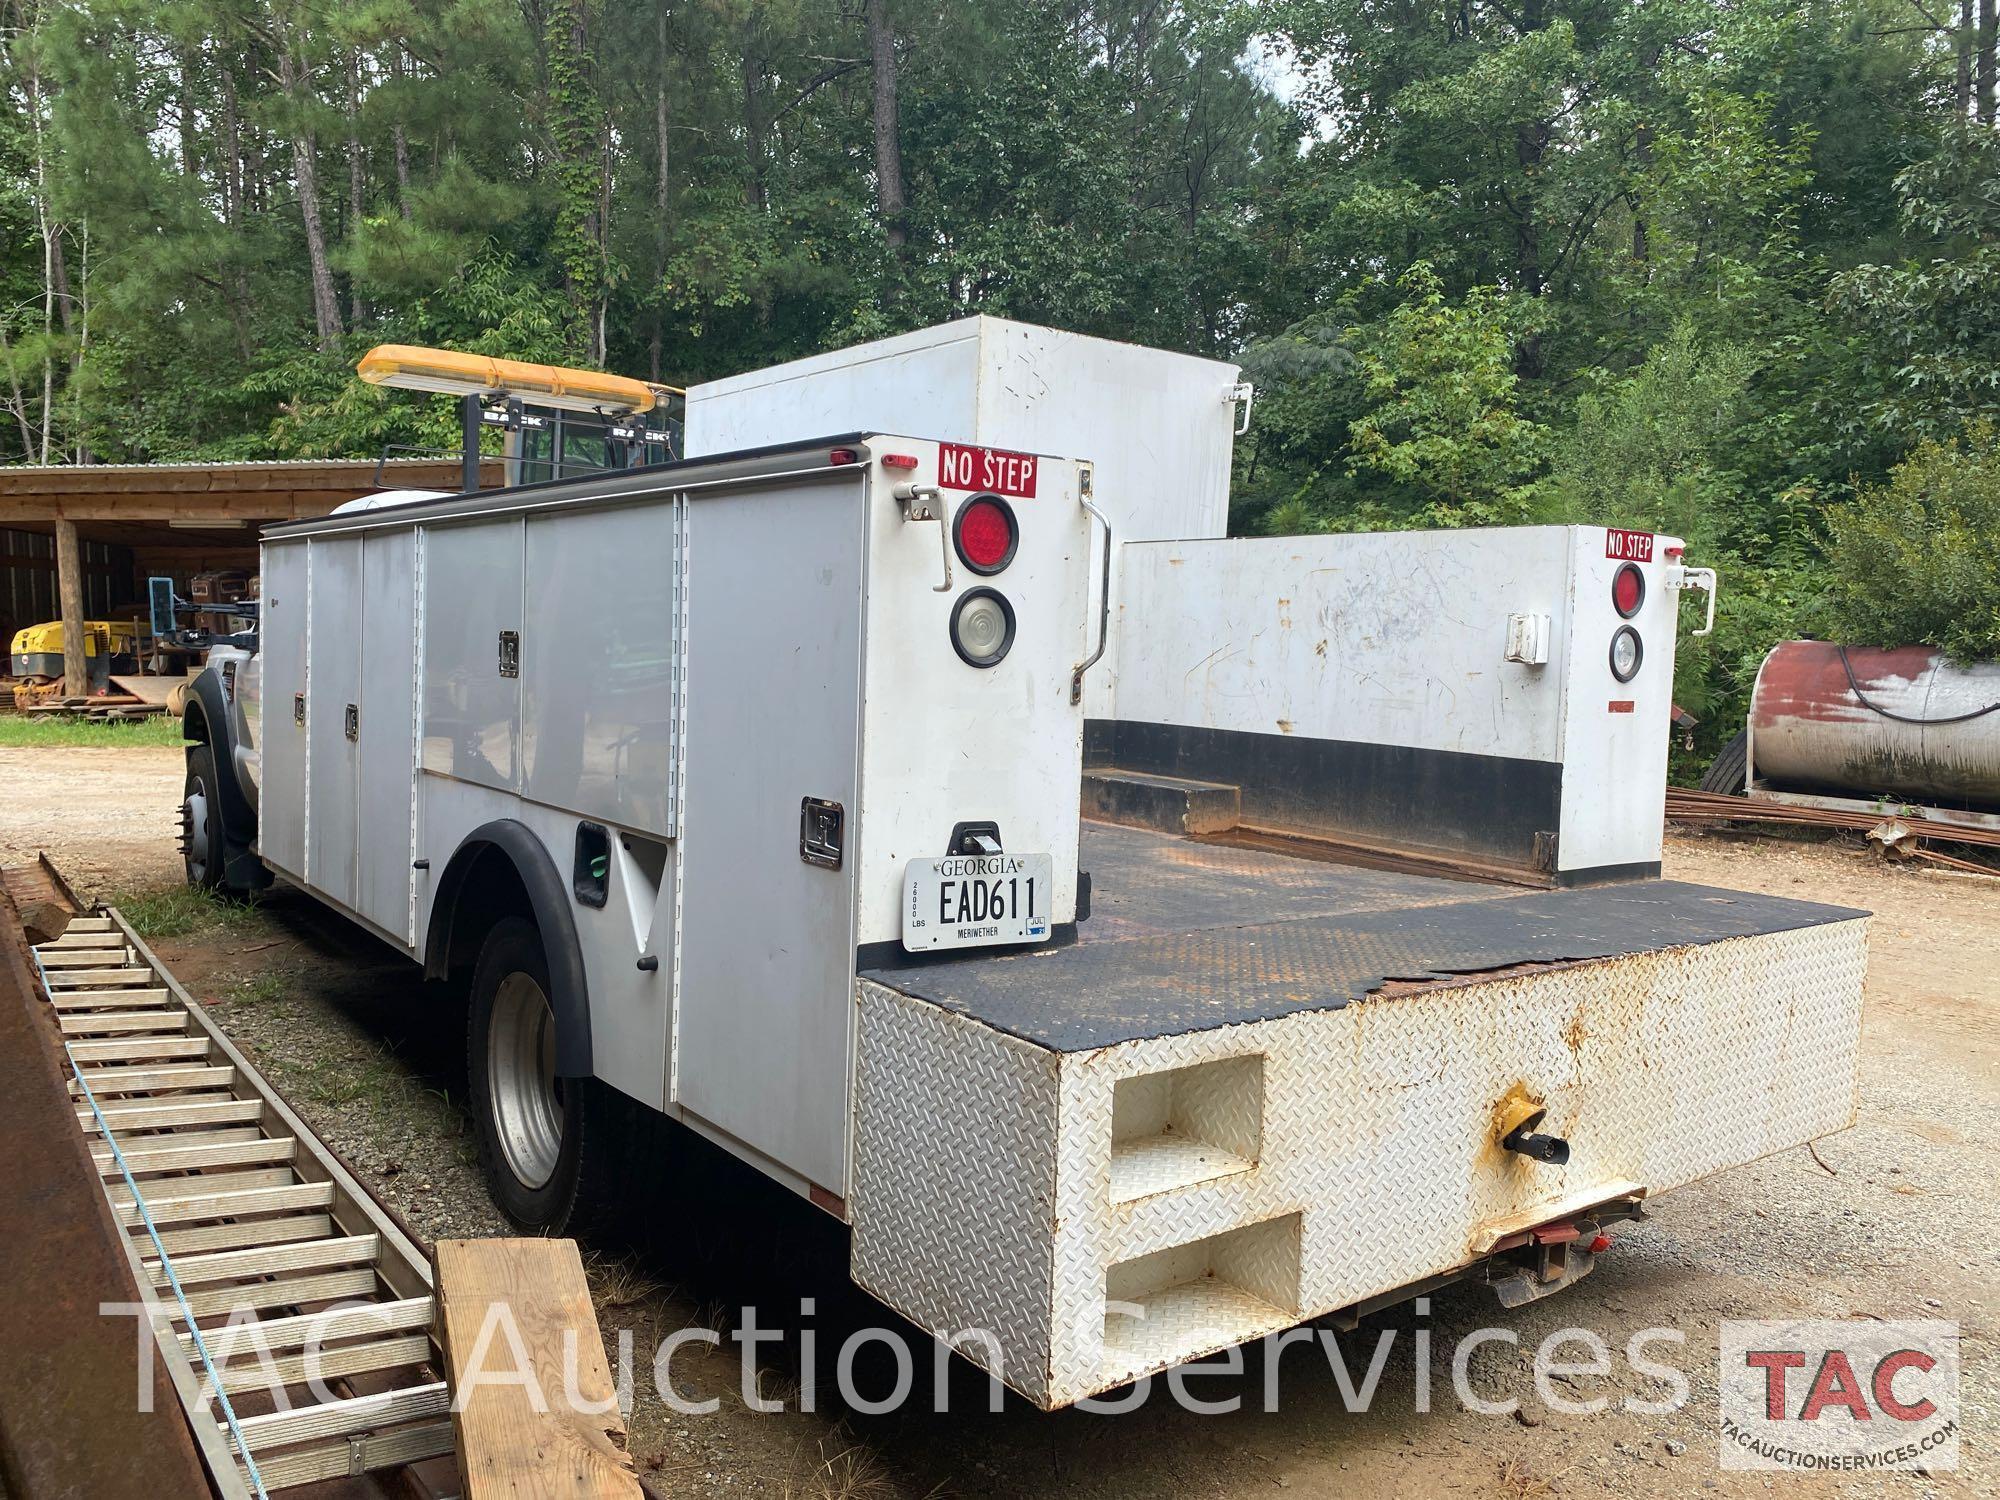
[[1826, 127, 2000, 442], [1821, 423, 2000, 662], [114, 882, 262, 939], [0, 0, 1993, 776], [1344, 265, 1548, 527]]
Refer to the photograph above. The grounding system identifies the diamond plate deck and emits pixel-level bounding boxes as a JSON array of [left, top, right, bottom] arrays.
[[852, 912, 1868, 1408]]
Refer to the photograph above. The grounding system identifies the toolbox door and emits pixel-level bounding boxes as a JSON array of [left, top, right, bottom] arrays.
[[675, 474, 864, 1194], [305, 536, 363, 909], [256, 541, 309, 878], [356, 530, 418, 942]]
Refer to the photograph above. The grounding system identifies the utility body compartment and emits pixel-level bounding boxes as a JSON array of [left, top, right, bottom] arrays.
[[254, 435, 1095, 1196]]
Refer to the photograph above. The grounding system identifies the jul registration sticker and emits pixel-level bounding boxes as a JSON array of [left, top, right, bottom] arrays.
[[1719, 1319, 1959, 1472]]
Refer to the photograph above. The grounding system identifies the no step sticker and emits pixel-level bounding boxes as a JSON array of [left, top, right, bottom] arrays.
[[939, 442, 1038, 499]]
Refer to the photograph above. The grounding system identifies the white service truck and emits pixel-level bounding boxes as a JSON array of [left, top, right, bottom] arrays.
[[181, 319, 1864, 1409]]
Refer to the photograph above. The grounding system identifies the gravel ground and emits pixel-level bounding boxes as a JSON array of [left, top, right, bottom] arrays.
[[7, 741, 1992, 1497]]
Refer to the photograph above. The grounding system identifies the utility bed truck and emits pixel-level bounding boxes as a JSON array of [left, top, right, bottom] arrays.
[[182, 321, 1866, 1409]]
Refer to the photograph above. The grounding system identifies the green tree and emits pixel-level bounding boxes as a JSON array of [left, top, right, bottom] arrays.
[[1821, 422, 2000, 661], [1344, 264, 1548, 526]]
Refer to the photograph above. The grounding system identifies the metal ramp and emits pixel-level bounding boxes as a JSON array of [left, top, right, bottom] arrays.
[[32, 908, 455, 1497]]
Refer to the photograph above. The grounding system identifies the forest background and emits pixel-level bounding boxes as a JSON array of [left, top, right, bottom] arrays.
[[5, 0, 1999, 763]]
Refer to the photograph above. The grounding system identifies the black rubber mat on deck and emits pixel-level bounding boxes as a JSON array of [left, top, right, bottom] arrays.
[[862, 877, 1866, 1053]]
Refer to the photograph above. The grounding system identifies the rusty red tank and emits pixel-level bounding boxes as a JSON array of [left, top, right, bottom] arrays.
[[1749, 640, 2000, 806]]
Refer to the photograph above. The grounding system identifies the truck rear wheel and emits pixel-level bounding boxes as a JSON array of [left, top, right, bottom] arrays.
[[467, 916, 619, 1232], [181, 742, 225, 892]]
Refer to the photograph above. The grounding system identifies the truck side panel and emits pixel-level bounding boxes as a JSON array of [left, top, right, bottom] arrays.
[[1104, 530, 1575, 873], [256, 541, 309, 878], [420, 519, 523, 791], [357, 529, 419, 942], [674, 476, 866, 1195], [306, 537, 363, 909], [1553, 532, 1679, 878], [522, 505, 680, 839]]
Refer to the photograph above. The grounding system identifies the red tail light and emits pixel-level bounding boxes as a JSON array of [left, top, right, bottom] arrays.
[[953, 495, 1018, 575], [1612, 562, 1645, 618]]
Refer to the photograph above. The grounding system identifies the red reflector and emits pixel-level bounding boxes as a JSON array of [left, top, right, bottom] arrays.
[[828, 447, 860, 466], [1612, 562, 1645, 617], [1588, 1234, 1613, 1254], [954, 496, 1018, 574], [881, 452, 919, 470], [1609, 700, 1636, 713]]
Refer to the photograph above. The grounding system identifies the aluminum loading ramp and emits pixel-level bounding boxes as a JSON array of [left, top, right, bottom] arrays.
[[23, 902, 457, 1498]]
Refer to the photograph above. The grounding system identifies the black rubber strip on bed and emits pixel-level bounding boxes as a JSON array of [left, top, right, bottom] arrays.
[[859, 879, 1867, 1053]]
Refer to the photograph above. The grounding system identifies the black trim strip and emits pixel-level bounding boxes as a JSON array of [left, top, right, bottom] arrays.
[[1555, 860, 1661, 888], [856, 922, 1078, 974], [1087, 719, 1562, 875]]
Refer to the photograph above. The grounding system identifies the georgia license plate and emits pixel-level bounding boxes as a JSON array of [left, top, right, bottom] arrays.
[[902, 852, 1054, 952]]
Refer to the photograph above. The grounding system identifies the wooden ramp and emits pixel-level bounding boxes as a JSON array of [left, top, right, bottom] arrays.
[[434, 1239, 643, 1499]]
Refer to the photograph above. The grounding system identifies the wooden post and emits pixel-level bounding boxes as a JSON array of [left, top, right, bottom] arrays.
[[55, 516, 87, 697]]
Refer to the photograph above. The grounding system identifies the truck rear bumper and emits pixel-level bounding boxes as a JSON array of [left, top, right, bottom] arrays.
[[852, 908, 1866, 1409]]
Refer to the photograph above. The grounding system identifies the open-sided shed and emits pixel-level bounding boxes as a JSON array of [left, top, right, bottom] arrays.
[[1, 457, 494, 694]]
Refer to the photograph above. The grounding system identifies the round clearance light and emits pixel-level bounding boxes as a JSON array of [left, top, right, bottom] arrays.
[[953, 495, 1018, 575], [1612, 562, 1645, 618], [950, 587, 1016, 668], [1609, 625, 1643, 682]]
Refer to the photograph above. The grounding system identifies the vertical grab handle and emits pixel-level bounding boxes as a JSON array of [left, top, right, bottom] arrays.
[[1669, 564, 1718, 637], [1070, 472, 1112, 706], [895, 483, 952, 592]]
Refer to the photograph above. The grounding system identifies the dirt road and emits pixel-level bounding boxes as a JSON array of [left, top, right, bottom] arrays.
[[8, 740, 1993, 1496], [0, 744, 183, 896]]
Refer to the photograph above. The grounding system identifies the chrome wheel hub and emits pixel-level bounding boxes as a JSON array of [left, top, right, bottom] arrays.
[[181, 780, 210, 885], [488, 972, 562, 1189]]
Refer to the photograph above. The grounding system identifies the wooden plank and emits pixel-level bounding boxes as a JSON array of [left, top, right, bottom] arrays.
[[237, 1420, 456, 1491], [73, 1063, 234, 1095], [188, 1295, 436, 1361], [216, 1332, 435, 1397], [50, 987, 173, 1010], [36, 931, 125, 950], [435, 1238, 643, 1499], [36, 946, 136, 969], [61, 1010, 190, 1036], [108, 1167, 296, 1208], [83, 1097, 263, 1132], [44, 967, 157, 990]]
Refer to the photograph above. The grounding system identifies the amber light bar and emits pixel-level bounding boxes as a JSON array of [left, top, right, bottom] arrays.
[[356, 343, 676, 414]]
